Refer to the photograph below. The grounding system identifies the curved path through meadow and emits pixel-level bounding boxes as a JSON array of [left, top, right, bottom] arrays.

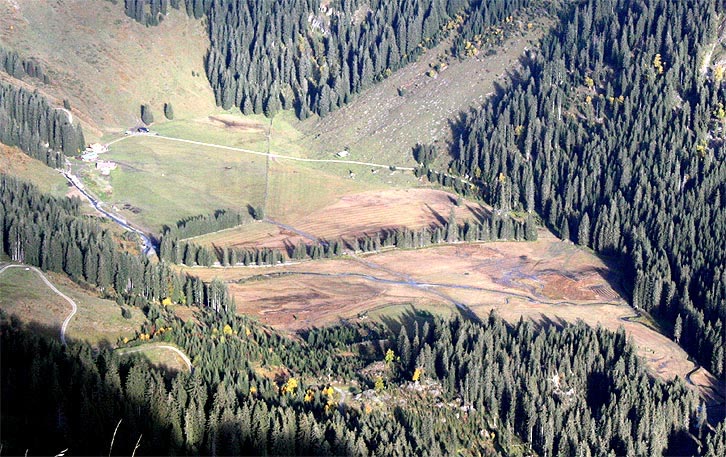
[[118, 343, 193, 372], [0, 263, 77, 345]]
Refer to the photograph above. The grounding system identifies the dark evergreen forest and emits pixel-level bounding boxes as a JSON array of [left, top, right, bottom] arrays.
[[445, 0, 725, 378], [2, 308, 718, 455], [0, 44, 50, 84]]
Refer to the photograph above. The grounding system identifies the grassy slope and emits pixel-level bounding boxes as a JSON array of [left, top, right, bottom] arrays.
[[0, 144, 69, 197], [296, 17, 551, 166], [118, 344, 191, 373], [0, 0, 214, 138], [0, 267, 145, 345]]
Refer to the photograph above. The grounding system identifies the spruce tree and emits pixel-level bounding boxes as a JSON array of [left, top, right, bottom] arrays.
[[164, 102, 174, 120], [141, 104, 154, 125]]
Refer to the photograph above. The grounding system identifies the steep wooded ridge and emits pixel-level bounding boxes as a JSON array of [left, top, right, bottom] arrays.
[[1, 308, 712, 455], [119, 0, 537, 118], [447, 0, 726, 378], [0, 81, 85, 167]]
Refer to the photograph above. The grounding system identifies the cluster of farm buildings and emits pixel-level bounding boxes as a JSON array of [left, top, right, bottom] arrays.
[[80, 143, 117, 175]]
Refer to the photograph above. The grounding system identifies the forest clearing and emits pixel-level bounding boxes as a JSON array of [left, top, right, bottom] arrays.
[[182, 228, 725, 406], [185, 229, 619, 330], [118, 343, 192, 373], [182, 230, 716, 392]]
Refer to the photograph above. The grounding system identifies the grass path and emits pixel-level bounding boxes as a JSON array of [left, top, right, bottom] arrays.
[[118, 343, 193, 372], [0, 263, 77, 345]]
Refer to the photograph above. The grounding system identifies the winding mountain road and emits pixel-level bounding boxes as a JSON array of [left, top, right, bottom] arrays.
[[0, 263, 77, 345], [0, 265, 192, 371]]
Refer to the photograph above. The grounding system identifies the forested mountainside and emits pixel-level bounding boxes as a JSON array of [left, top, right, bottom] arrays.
[[117, 0, 538, 118], [0, 175, 232, 312], [1, 0, 725, 454], [444, 0, 726, 378], [2, 308, 713, 456], [106, 0, 726, 383], [2, 0, 721, 381], [0, 81, 84, 167]]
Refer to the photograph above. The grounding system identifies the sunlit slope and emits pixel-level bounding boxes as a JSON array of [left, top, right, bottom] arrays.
[[0, 0, 214, 137]]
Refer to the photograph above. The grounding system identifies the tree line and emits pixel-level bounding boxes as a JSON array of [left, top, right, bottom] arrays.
[[0, 44, 50, 84], [445, 0, 725, 378], [0, 81, 85, 167], [160, 210, 536, 267], [3, 304, 720, 455], [161, 209, 243, 240]]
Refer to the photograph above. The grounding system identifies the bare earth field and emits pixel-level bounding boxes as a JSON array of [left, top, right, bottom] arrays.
[[185, 229, 724, 404], [194, 188, 489, 252], [186, 230, 626, 332]]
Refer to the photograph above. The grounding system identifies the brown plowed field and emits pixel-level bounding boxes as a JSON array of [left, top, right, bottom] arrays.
[[192, 188, 489, 251]]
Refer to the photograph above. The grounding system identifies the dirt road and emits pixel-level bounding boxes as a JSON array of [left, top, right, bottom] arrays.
[[0, 263, 77, 345]]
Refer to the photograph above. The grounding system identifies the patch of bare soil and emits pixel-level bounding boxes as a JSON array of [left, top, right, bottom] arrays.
[[207, 115, 267, 133]]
